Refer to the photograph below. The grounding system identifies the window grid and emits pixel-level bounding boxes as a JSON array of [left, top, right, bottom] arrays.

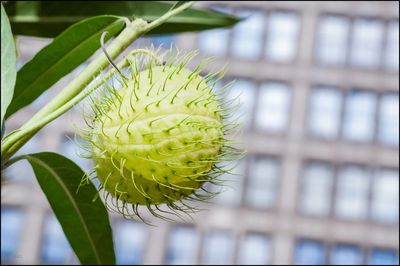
[[221, 77, 293, 135], [40, 213, 73, 265], [1, 207, 24, 264], [254, 81, 292, 133], [201, 229, 235, 265], [384, 20, 399, 71], [294, 239, 400, 265], [315, 14, 398, 72], [243, 155, 281, 210], [238, 232, 272, 265], [307, 85, 344, 140], [377, 92, 399, 147], [306, 86, 398, 148], [298, 160, 335, 217], [2, 2, 399, 266], [298, 160, 399, 225], [198, 7, 300, 63]]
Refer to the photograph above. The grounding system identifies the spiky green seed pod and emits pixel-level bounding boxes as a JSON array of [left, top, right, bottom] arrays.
[[80, 49, 240, 221]]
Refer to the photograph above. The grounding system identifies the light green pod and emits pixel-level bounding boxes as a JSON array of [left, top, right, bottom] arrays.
[[81, 50, 241, 220], [92, 65, 224, 205]]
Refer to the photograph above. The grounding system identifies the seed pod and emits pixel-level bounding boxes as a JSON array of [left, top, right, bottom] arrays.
[[79, 49, 241, 222]]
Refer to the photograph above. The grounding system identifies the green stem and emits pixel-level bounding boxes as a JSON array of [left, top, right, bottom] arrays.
[[1, 1, 194, 161], [3, 49, 159, 162]]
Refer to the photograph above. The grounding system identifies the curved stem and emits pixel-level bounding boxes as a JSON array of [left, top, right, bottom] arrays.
[[2, 49, 160, 159]]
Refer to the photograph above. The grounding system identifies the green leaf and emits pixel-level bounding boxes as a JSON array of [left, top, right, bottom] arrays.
[[4, 1, 240, 38], [24, 152, 115, 265], [5, 15, 125, 119], [1, 4, 17, 127]]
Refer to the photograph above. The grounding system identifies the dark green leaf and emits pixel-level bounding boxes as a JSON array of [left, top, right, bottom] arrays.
[[1, 4, 17, 127], [24, 152, 115, 265], [4, 1, 240, 38], [5, 15, 125, 119]]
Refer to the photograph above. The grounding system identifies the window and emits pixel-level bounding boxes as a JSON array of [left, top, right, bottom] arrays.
[[350, 18, 384, 68], [165, 226, 199, 265], [299, 162, 334, 216], [371, 169, 399, 224], [198, 28, 230, 57], [41, 215, 72, 265], [226, 79, 256, 130], [330, 244, 363, 265], [378, 93, 399, 146], [231, 10, 265, 60], [368, 249, 399, 265], [335, 165, 370, 220], [213, 159, 245, 206], [255, 82, 291, 132], [308, 86, 342, 138], [202, 230, 234, 265], [316, 15, 350, 65], [342, 90, 376, 142], [1, 208, 24, 262], [113, 220, 147, 265], [265, 11, 300, 62], [294, 239, 326, 265], [245, 156, 280, 209], [198, 3, 234, 56], [238, 233, 271, 265], [385, 21, 399, 70]]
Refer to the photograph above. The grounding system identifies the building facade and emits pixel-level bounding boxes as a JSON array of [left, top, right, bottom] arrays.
[[1, 1, 399, 265]]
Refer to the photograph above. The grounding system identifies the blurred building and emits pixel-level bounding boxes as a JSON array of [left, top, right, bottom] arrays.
[[1, 1, 399, 265]]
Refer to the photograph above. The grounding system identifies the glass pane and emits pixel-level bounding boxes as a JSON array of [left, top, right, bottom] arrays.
[[299, 162, 334, 216], [165, 226, 199, 265], [238, 233, 271, 265], [113, 221, 147, 265], [350, 18, 384, 68], [213, 159, 245, 205], [245, 156, 280, 209], [198, 28, 230, 57], [294, 239, 326, 265], [266, 12, 300, 62], [316, 15, 350, 65], [385, 21, 399, 70], [378, 94, 399, 146], [368, 249, 399, 265], [226, 79, 256, 130], [330, 244, 363, 265], [342, 90, 376, 142], [231, 10, 265, 60], [371, 169, 399, 224], [1, 208, 24, 262], [202, 230, 234, 265], [255, 82, 291, 132], [41, 215, 72, 265], [308, 86, 342, 138], [335, 165, 370, 220]]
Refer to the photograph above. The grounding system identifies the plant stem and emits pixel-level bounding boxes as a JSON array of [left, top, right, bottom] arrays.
[[2, 49, 158, 162], [1, 1, 194, 162]]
